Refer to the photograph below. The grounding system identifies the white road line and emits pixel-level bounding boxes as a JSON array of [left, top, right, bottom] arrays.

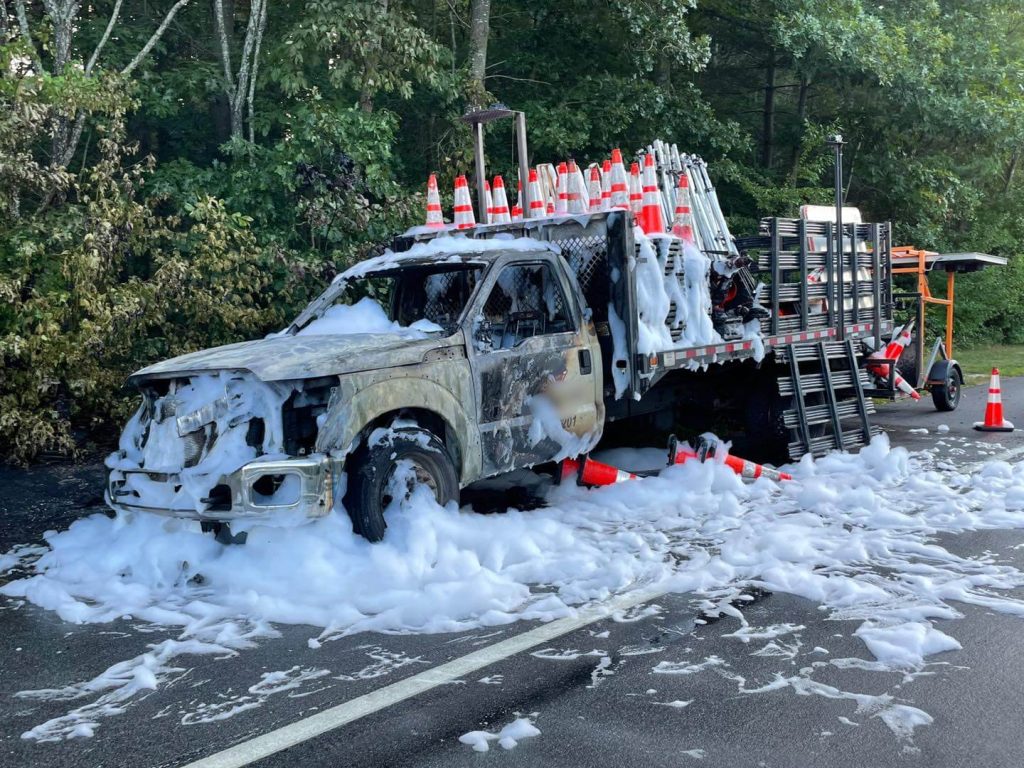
[[180, 586, 666, 768]]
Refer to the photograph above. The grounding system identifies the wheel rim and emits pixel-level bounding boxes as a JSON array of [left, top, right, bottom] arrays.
[[380, 460, 441, 509], [947, 375, 960, 404]]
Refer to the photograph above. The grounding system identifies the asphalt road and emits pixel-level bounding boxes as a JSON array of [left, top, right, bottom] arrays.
[[3, 377, 1024, 768]]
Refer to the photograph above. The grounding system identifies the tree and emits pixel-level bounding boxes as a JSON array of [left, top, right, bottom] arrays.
[[214, 0, 267, 142]]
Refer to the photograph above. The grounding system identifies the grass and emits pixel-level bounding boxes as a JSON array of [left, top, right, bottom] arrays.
[[953, 344, 1024, 383]]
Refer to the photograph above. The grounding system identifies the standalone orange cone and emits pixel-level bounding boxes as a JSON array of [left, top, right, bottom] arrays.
[[527, 169, 545, 219], [668, 436, 792, 482], [424, 173, 444, 228], [601, 159, 612, 209], [609, 149, 629, 209], [483, 179, 494, 225], [453, 175, 475, 229], [588, 166, 604, 213], [491, 176, 511, 224], [671, 172, 695, 243], [639, 153, 665, 234], [628, 162, 642, 216], [974, 368, 1014, 432], [562, 456, 638, 486]]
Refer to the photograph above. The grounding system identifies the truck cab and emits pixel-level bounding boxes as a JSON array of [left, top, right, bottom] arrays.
[[107, 237, 603, 541]]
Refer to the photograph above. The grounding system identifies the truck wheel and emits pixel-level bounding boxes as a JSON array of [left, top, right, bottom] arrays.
[[343, 427, 458, 542], [931, 367, 962, 412]]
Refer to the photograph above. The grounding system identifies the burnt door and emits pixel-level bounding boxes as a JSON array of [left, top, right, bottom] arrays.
[[469, 260, 601, 476]]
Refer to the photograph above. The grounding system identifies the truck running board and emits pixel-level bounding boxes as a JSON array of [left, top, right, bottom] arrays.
[[776, 340, 878, 461]]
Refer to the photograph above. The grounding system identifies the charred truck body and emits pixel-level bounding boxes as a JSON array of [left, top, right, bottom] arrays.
[[107, 134, 895, 541]]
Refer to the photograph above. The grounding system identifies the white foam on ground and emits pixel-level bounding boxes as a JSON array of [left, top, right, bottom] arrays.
[[7, 436, 1024, 740], [459, 715, 541, 752]]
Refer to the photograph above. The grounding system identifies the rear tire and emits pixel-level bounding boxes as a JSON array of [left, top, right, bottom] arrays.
[[931, 368, 962, 412], [343, 426, 458, 542]]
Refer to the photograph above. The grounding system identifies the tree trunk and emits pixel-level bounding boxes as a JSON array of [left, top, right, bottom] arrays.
[[1004, 148, 1019, 193], [467, 0, 491, 106], [214, 0, 266, 142], [359, 0, 389, 113], [761, 48, 776, 170], [788, 72, 810, 184]]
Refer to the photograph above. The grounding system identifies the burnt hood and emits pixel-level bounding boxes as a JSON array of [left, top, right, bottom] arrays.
[[129, 332, 454, 384]]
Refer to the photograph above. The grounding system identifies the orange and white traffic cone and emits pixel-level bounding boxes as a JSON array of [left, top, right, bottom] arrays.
[[609, 149, 629, 209], [491, 176, 511, 224], [601, 159, 612, 210], [555, 162, 569, 215], [567, 160, 588, 214], [527, 169, 545, 219], [512, 179, 523, 221], [668, 436, 792, 482], [453, 175, 475, 229], [483, 179, 494, 225], [628, 162, 642, 216], [671, 172, 695, 243], [424, 173, 444, 228], [588, 166, 604, 213], [974, 368, 1015, 432], [639, 152, 665, 234], [562, 456, 638, 486], [867, 320, 920, 400]]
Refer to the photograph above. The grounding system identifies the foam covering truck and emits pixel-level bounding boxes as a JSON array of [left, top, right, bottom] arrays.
[[106, 187, 903, 542]]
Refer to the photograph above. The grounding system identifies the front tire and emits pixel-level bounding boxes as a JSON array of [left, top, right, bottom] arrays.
[[343, 426, 458, 542]]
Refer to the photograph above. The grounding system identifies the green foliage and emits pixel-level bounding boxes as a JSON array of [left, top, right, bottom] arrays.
[[4, 0, 1024, 463]]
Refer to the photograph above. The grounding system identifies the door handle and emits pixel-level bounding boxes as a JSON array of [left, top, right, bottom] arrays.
[[578, 348, 593, 375]]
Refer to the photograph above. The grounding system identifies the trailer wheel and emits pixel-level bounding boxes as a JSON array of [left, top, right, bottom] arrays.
[[343, 426, 459, 542], [931, 367, 962, 412]]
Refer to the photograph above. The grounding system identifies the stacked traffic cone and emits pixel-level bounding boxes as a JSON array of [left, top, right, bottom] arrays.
[[527, 169, 545, 219], [424, 173, 444, 228], [555, 162, 569, 215], [866, 321, 920, 400], [974, 368, 1014, 432], [483, 179, 494, 225], [588, 166, 603, 213], [491, 176, 511, 224], [639, 152, 665, 234], [453, 175, 475, 229], [667, 435, 792, 482], [512, 179, 523, 221], [671, 172, 694, 243], [562, 455, 638, 486], [567, 160, 588, 214], [601, 159, 612, 210], [609, 149, 629, 209], [628, 162, 642, 216]]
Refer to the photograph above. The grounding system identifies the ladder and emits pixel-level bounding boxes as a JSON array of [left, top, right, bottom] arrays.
[[776, 340, 878, 460]]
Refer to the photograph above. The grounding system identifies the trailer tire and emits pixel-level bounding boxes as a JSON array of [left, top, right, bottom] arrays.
[[931, 367, 962, 412], [343, 426, 458, 542]]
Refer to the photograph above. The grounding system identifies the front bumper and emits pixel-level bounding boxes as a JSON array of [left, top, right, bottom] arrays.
[[107, 454, 336, 522]]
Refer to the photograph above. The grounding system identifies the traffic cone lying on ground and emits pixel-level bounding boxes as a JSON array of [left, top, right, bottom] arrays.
[[667, 435, 792, 482], [424, 173, 444, 228], [974, 368, 1015, 432], [491, 176, 511, 224], [561, 455, 638, 487], [453, 175, 475, 229], [639, 152, 665, 234]]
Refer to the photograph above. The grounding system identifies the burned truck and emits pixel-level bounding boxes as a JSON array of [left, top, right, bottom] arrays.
[[107, 142, 894, 541]]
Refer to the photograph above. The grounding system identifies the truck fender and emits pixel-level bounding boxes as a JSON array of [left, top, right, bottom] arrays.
[[926, 359, 963, 387], [315, 376, 481, 484]]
